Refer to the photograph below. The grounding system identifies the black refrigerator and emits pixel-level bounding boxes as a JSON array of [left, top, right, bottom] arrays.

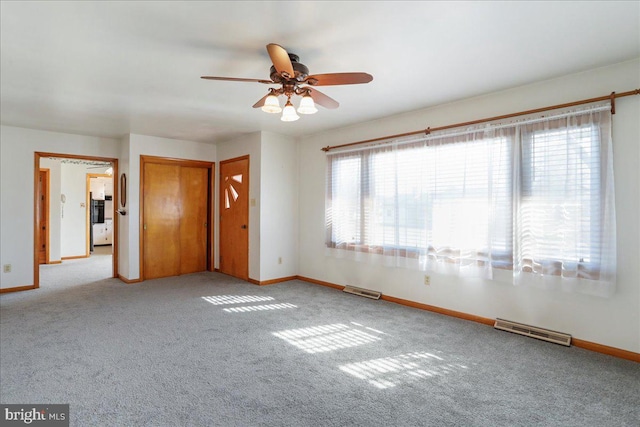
[[89, 193, 105, 252]]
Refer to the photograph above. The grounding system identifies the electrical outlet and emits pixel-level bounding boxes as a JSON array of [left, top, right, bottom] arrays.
[[278, 257, 283, 265], [424, 275, 430, 285], [3, 264, 11, 273]]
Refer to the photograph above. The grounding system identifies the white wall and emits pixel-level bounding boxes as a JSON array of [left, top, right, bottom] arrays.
[[260, 132, 299, 281], [297, 59, 640, 353], [118, 135, 131, 279], [0, 126, 119, 289], [216, 132, 261, 280], [124, 133, 217, 281]]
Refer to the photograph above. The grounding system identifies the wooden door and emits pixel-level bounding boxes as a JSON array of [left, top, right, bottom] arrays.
[[143, 163, 181, 279], [219, 156, 249, 280], [38, 169, 49, 264], [179, 166, 208, 274]]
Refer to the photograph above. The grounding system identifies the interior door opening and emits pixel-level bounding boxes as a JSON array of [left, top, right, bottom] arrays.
[[34, 152, 118, 289]]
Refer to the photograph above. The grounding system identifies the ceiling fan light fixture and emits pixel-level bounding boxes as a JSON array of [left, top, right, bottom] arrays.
[[202, 43, 372, 118], [297, 94, 318, 115], [261, 94, 282, 113], [281, 99, 299, 122]]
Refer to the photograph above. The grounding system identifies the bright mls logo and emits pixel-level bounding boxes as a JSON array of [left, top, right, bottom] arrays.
[[1, 405, 69, 426]]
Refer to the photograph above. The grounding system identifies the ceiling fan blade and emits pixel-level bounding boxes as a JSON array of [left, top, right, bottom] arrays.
[[307, 88, 339, 109], [201, 76, 274, 84], [266, 43, 294, 78], [252, 93, 272, 108], [304, 72, 373, 86]]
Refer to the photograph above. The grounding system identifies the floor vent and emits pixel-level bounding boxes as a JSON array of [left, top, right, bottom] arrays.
[[494, 318, 572, 347], [343, 286, 381, 300]]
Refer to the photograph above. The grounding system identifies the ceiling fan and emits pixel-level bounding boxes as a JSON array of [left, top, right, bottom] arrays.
[[201, 43, 373, 121]]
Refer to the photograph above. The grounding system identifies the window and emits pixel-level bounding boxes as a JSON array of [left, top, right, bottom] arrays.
[[326, 105, 616, 294], [516, 112, 614, 284]]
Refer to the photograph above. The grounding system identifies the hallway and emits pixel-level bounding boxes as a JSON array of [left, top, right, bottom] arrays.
[[39, 246, 113, 288]]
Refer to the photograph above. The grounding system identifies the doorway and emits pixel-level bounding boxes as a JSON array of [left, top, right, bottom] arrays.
[[34, 152, 118, 289], [219, 156, 249, 281], [87, 173, 115, 255]]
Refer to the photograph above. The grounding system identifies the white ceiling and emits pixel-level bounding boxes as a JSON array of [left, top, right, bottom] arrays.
[[1, 1, 639, 144]]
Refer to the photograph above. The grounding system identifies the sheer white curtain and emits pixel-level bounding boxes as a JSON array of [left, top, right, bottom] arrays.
[[513, 105, 616, 296], [325, 103, 616, 296]]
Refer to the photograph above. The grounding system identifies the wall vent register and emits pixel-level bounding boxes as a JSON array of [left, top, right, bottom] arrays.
[[343, 286, 382, 300], [494, 318, 572, 346]]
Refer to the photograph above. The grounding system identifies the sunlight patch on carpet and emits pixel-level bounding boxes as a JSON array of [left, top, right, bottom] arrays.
[[273, 323, 381, 354], [351, 322, 388, 335], [223, 303, 297, 313], [202, 295, 275, 305], [339, 352, 469, 389]]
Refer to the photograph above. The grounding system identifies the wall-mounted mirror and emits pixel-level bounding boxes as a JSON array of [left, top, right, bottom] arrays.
[[120, 173, 127, 207]]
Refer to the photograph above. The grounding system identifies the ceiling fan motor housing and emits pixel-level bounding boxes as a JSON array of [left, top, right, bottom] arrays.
[[270, 53, 309, 82]]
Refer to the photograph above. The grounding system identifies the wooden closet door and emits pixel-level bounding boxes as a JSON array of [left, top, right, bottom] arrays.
[[143, 163, 181, 279], [179, 166, 208, 274]]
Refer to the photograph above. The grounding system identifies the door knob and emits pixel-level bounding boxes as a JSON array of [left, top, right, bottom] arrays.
[[241, 224, 247, 229]]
